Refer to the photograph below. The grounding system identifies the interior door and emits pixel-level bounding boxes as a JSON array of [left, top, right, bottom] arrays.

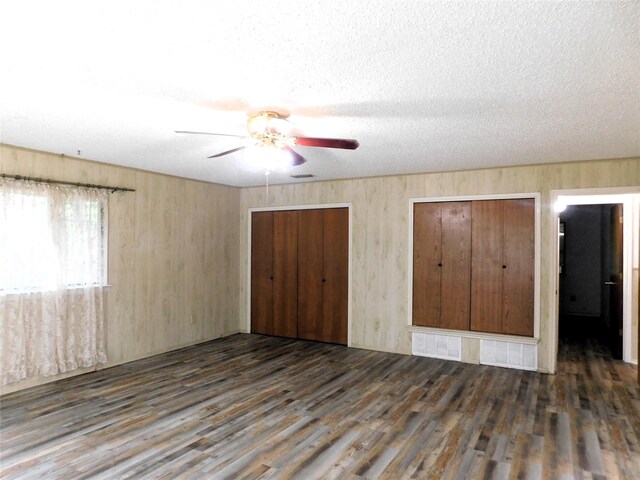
[[251, 211, 274, 335], [608, 204, 623, 359]]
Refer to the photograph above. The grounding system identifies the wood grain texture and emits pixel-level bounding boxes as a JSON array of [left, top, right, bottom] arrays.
[[297, 209, 325, 342], [1, 333, 638, 479], [251, 211, 274, 335], [2, 144, 638, 383], [249, 208, 348, 345], [321, 207, 349, 344], [502, 198, 535, 336], [413, 202, 443, 327], [413, 201, 471, 331], [470, 199, 535, 337], [471, 200, 505, 334], [0, 145, 240, 395], [239, 158, 640, 371], [440, 201, 471, 330], [273, 210, 298, 338]]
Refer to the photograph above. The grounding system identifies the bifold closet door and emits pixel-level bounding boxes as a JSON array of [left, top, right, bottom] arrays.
[[321, 208, 349, 344], [251, 211, 274, 335], [440, 202, 471, 329], [297, 209, 324, 341], [470, 199, 534, 336], [413, 202, 471, 330], [470, 200, 503, 334], [250, 210, 298, 338], [413, 202, 442, 327], [272, 211, 298, 338], [502, 199, 534, 336], [251, 207, 348, 344], [297, 208, 348, 345]]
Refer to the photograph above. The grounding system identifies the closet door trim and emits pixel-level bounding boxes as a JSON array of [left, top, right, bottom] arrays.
[[247, 203, 352, 346], [408, 193, 541, 340]]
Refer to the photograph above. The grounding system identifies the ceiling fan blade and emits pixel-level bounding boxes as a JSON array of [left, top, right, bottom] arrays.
[[207, 146, 246, 158], [283, 146, 306, 166], [176, 130, 247, 138], [294, 137, 359, 150]]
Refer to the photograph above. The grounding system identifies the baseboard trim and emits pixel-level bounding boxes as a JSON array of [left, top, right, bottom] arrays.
[[349, 342, 411, 355]]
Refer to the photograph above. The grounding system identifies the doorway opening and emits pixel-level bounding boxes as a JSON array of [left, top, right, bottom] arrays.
[[551, 189, 639, 375], [558, 203, 623, 359]]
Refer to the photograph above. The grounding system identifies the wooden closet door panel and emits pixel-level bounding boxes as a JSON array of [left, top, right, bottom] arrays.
[[502, 199, 535, 336], [470, 200, 504, 334], [440, 202, 471, 330], [251, 211, 273, 335], [412, 202, 442, 327], [297, 209, 324, 342], [273, 211, 298, 338], [322, 208, 349, 344]]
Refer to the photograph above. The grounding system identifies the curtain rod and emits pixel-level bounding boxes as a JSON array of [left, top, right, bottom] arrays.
[[1, 174, 135, 193]]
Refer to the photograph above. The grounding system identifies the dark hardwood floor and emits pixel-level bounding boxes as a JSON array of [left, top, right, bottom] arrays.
[[1, 333, 638, 479]]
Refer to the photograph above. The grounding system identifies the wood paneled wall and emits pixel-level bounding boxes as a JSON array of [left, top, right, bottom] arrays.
[[239, 158, 640, 373], [0, 145, 240, 394], [1, 143, 638, 387]]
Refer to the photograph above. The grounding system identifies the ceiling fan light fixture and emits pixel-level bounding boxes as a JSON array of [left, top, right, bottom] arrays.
[[246, 111, 292, 144], [243, 144, 294, 172]]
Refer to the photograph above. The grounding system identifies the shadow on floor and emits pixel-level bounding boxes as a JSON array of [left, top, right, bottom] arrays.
[[558, 314, 615, 356]]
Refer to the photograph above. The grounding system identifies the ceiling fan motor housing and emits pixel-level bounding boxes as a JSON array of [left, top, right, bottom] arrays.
[[246, 111, 292, 148]]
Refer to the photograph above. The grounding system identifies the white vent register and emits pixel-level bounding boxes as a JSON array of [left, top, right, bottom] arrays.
[[480, 339, 537, 371], [411, 330, 538, 371], [412, 332, 461, 361]]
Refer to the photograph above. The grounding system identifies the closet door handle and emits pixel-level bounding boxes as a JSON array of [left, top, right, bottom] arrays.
[[322, 278, 326, 283], [437, 263, 442, 267], [502, 265, 507, 269], [270, 276, 274, 280]]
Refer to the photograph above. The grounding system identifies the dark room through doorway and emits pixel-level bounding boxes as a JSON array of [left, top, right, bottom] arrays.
[[558, 203, 623, 359]]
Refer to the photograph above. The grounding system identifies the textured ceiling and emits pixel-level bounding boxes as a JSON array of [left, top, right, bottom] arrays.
[[1, 1, 639, 187]]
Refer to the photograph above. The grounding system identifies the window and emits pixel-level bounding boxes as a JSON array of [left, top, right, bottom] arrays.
[[0, 185, 106, 294], [0, 178, 109, 385]]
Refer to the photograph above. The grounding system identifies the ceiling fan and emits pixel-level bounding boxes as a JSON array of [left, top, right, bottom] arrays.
[[176, 111, 359, 167]]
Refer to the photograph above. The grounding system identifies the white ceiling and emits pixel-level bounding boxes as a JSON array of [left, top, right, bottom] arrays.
[[1, 1, 638, 187]]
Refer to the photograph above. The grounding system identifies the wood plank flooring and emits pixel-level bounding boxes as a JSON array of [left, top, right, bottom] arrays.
[[1, 334, 639, 479]]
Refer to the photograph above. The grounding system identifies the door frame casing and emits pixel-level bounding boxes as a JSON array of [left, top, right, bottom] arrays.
[[247, 203, 353, 346], [549, 187, 640, 373]]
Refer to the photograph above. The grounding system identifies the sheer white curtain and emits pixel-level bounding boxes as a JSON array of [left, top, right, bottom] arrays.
[[0, 178, 108, 385]]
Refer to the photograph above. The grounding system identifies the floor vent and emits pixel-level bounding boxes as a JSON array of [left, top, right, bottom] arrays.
[[412, 332, 462, 361], [480, 339, 537, 371]]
